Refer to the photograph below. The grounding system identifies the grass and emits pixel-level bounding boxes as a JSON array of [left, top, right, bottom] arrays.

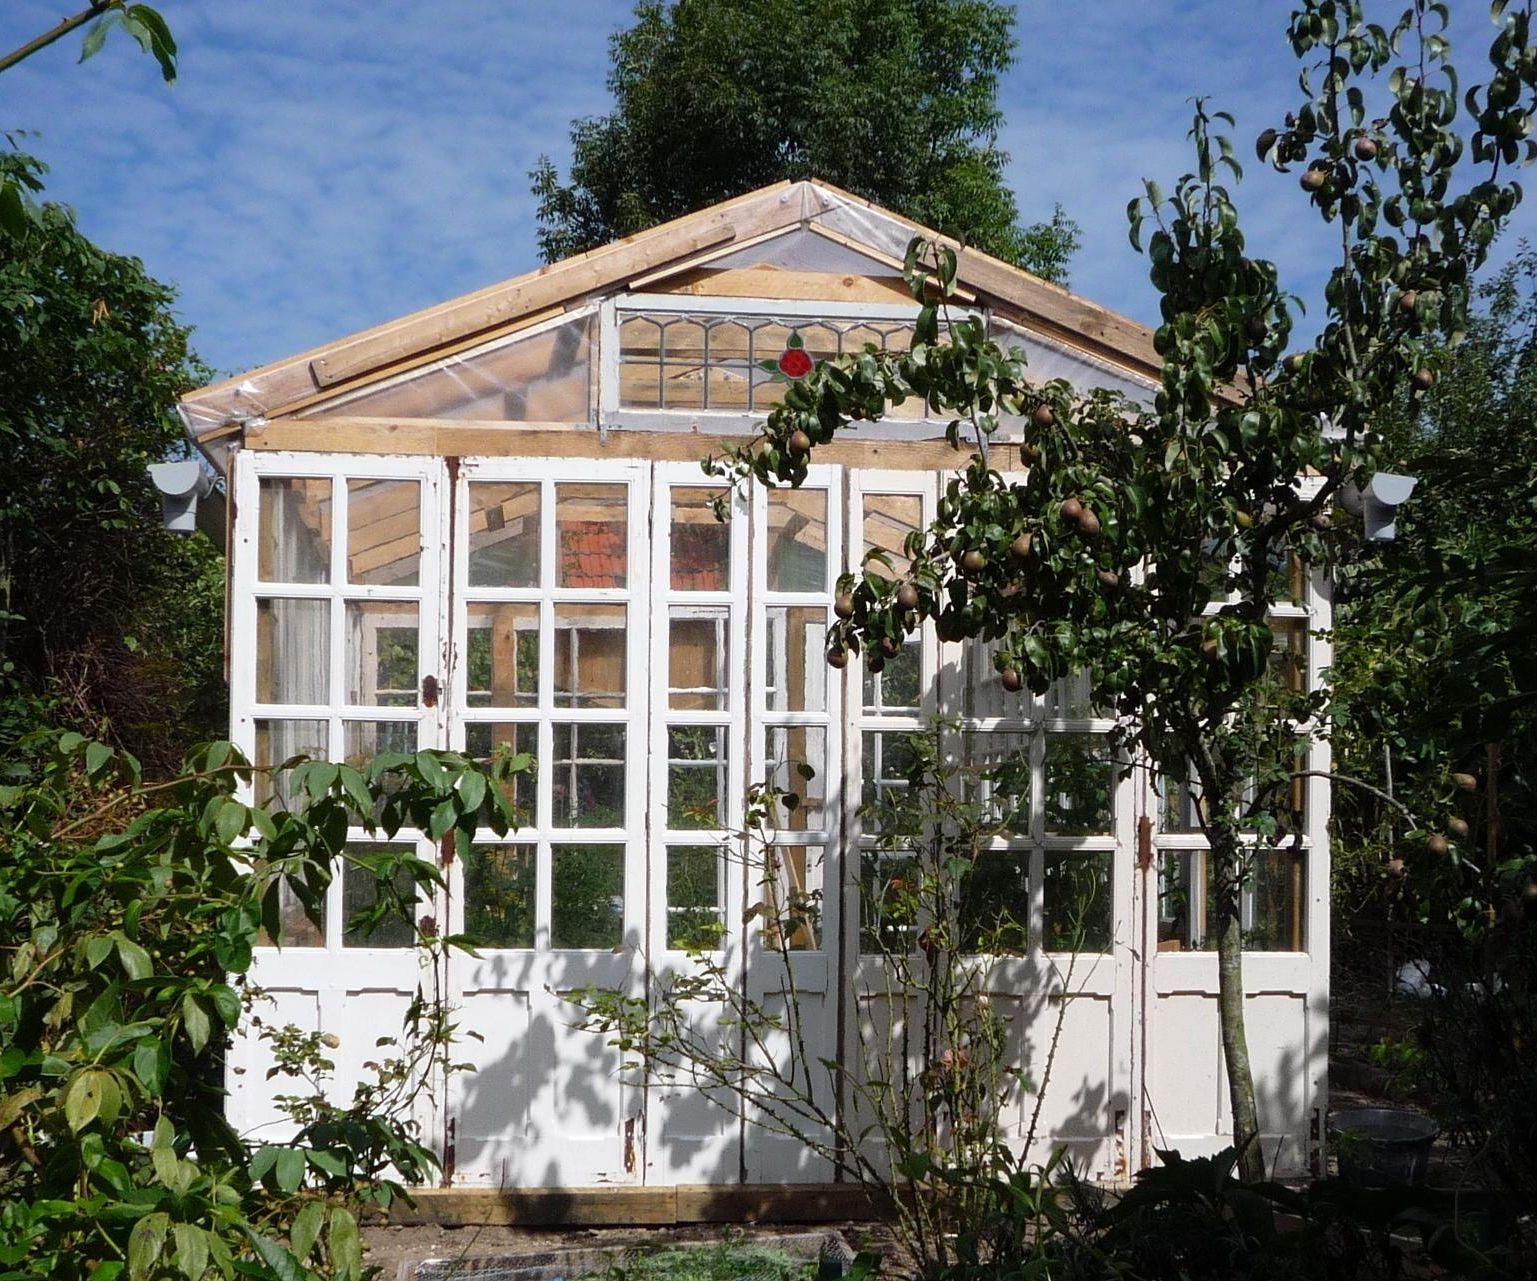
[[594, 1241, 817, 1281]]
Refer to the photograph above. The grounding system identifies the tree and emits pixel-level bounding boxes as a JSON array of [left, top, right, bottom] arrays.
[[0, 147, 220, 769], [708, 0, 1537, 1181], [530, 0, 1080, 282]]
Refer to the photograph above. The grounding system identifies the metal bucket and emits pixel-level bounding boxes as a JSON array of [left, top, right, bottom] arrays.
[[1329, 1107, 1438, 1188]]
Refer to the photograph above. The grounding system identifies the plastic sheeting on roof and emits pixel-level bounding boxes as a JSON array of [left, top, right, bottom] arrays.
[[299, 312, 594, 422]]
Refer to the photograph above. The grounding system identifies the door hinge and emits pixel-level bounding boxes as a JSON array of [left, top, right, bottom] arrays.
[[421, 673, 440, 708], [1137, 815, 1154, 870]]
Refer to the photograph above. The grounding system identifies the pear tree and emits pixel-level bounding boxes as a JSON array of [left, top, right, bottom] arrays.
[[710, 0, 1537, 1180]]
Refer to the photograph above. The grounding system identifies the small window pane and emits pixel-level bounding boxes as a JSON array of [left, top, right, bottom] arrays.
[[468, 482, 540, 588], [347, 478, 420, 586], [1045, 669, 1108, 721], [1043, 734, 1113, 836], [464, 844, 536, 949], [961, 637, 1026, 720], [342, 844, 419, 948], [552, 723, 626, 827], [342, 720, 417, 767], [667, 844, 724, 950], [767, 489, 828, 592], [554, 604, 626, 708], [862, 493, 922, 582], [1271, 617, 1309, 693], [1246, 848, 1307, 951], [1157, 850, 1202, 951], [464, 722, 538, 825], [766, 844, 822, 951], [860, 729, 926, 831], [466, 603, 539, 708], [346, 601, 419, 706], [551, 843, 624, 948], [765, 605, 828, 712], [860, 849, 919, 954], [254, 719, 328, 809], [256, 598, 329, 704], [960, 852, 1030, 954], [669, 612, 729, 711], [863, 634, 921, 715], [762, 726, 827, 831], [670, 488, 731, 590], [557, 484, 627, 588], [258, 879, 324, 948], [1043, 853, 1113, 953], [258, 476, 330, 584], [1156, 849, 1307, 953], [667, 725, 728, 829], [964, 732, 1033, 836], [1159, 760, 1203, 833]]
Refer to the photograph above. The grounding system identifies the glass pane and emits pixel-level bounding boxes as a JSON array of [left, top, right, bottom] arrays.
[[1159, 760, 1203, 833], [860, 848, 919, 954], [860, 729, 926, 831], [347, 478, 420, 586], [346, 601, 419, 706], [762, 726, 827, 831], [551, 843, 624, 948], [863, 634, 921, 715], [1156, 850, 1203, 951], [961, 636, 1026, 720], [258, 476, 330, 584], [342, 720, 417, 767], [464, 721, 538, 824], [1043, 734, 1113, 836], [1043, 853, 1113, 953], [765, 605, 828, 712], [766, 489, 828, 592], [670, 488, 731, 590], [1268, 550, 1307, 606], [959, 852, 1030, 954], [862, 493, 922, 582], [554, 603, 627, 708], [1271, 617, 1309, 693], [1045, 669, 1107, 720], [466, 603, 539, 708], [258, 879, 324, 948], [669, 612, 728, 711], [468, 481, 540, 588], [253, 719, 327, 809], [964, 732, 1033, 836], [667, 725, 728, 829], [557, 483, 627, 589], [1246, 849, 1307, 951], [464, 844, 536, 949], [551, 723, 626, 827], [256, 599, 329, 704], [342, 844, 418, 948], [619, 314, 664, 409], [667, 844, 724, 950], [765, 844, 822, 951]]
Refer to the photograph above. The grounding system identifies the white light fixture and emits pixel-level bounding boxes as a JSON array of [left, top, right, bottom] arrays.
[[1341, 471, 1418, 541], [147, 460, 216, 535]]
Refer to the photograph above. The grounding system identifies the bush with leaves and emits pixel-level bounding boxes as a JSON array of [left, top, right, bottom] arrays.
[[706, 0, 1537, 1180], [0, 730, 528, 1281]]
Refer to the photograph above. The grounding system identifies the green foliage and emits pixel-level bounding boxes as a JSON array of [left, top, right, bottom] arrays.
[[0, 145, 220, 770], [592, 1242, 814, 1281], [705, 0, 1537, 1177], [0, 730, 529, 1280], [530, 0, 1080, 280]]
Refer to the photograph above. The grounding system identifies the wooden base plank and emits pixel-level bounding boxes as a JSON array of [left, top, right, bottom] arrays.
[[390, 1184, 883, 1228]]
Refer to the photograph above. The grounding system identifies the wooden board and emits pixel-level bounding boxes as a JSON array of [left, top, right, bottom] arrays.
[[652, 265, 914, 305], [245, 416, 1009, 472], [390, 1184, 883, 1227]]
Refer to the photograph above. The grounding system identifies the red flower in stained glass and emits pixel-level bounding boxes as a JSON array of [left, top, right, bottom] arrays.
[[777, 347, 813, 379]]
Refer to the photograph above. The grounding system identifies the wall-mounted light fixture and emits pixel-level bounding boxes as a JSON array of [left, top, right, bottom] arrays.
[[1341, 471, 1418, 541], [147, 460, 217, 535]]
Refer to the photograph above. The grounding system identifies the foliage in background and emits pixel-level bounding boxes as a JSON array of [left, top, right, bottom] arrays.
[[0, 146, 223, 771], [706, 0, 1537, 1181], [530, 0, 1080, 281], [1331, 248, 1537, 937], [0, 731, 528, 1281]]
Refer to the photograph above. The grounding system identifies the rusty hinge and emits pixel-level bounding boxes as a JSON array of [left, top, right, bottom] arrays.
[[1137, 815, 1154, 870], [623, 1115, 637, 1173], [443, 1115, 456, 1185], [438, 832, 456, 869], [421, 673, 440, 708]]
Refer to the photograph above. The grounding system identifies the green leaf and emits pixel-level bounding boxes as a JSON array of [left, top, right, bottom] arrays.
[[243, 1230, 307, 1281], [180, 994, 210, 1052], [128, 1212, 169, 1280], [171, 1223, 207, 1281], [63, 1067, 108, 1131], [86, 740, 113, 778], [275, 1145, 306, 1193], [289, 1199, 325, 1260], [78, 14, 119, 64], [329, 1208, 363, 1281], [115, 933, 152, 981]]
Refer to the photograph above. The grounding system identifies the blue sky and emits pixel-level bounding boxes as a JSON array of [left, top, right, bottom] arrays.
[[4, 1, 1534, 379]]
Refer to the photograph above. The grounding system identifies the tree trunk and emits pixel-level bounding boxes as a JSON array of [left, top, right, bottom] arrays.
[[1211, 827, 1264, 1182]]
